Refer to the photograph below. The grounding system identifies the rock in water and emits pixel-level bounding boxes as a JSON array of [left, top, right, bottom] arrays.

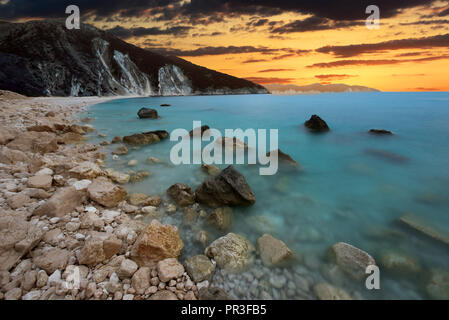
[[195, 166, 256, 207], [131, 220, 184, 266], [426, 269, 449, 300], [329, 242, 376, 280], [369, 129, 393, 135], [87, 177, 127, 208], [266, 149, 300, 168], [123, 130, 169, 145], [205, 233, 255, 273], [137, 108, 159, 119], [380, 251, 421, 274], [304, 115, 330, 132], [184, 255, 216, 282], [398, 214, 449, 246], [167, 183, 196, 207], [257, 234, 294, 267], [206, 207, 233, 232], [313, 283, 352, 300], [189, 125, 210, 137]]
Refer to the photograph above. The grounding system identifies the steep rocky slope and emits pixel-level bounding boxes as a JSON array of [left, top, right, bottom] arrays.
[[0, 20, 268, 97]]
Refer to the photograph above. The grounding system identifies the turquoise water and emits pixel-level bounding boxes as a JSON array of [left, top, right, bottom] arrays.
[[82, 93, 449, 299]]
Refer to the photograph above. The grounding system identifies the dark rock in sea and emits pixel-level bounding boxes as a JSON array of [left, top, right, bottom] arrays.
[[195, 165, 256, 207], [189, 125, 210, 137], [123, 130, 169, 145], [206, 207, 233, 232], [369, 129, 393, 135], [198, 287, 232, 300], [365, 148, 409, 164], [167, 183, 196, 207], [266, 149, 300, 168], [160, 104, 171, 107], [304, 115, 330, 132], [138, 108, 159, 119]]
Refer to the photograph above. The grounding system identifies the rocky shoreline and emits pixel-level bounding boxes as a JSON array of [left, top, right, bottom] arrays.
[[1, 90, 448, 301]]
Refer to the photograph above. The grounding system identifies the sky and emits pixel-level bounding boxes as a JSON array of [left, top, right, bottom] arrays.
[[1, 0, 449, 91]]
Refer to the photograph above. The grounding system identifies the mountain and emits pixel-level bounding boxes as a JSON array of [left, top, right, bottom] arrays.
[[265, 83, 379, 94], [0, 20, 268, 97]]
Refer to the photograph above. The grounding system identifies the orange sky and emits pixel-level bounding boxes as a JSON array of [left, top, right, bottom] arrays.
[[82, 2, 447, 91]]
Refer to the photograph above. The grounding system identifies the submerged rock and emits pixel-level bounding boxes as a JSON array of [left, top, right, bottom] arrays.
[[130, 220, 184, 267], [304, 115, 330, 132], [257, 234, 294, 267], [195, 165, 256, 208], [399, 214, 449, 246], [369, 129, 393, 135], [380, 251, 421, 274], [206, 207, 233, 232], [426, 269, 449, 300], [329, 242, 376, 280], [313, 283, 352, 300], [205, 233, 255, 273], [198, 287, 231, 300], [184, 255, 215, 282], [365, 149, 409, 164], [137, 107, 159, 119], [201, 164, 220, 176], [112, 145, 128, 155], [123, 130, 169, 145], [266, 149, 300, 168]]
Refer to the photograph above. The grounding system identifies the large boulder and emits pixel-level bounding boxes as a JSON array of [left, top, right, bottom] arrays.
[[205, 233, 255, 273], [195, 166, 256, 207], [123, 130, 168, 145], [167, 183, 196, 207], [138, 107, 159, 119], [130, 220, 184, 267], [304, 115, 330, 132], [87, 177, 127, 208], [0, 127, 16, 145], [0, 146, 30, 164], [33, 186, 85, 217], [257, 234, 294, 267], [0, 212, 45, 271], [329, 242, 376, 280], [184, 255, 215, 282], [157, 258, 185, 282], [7, 131, 58, 154]]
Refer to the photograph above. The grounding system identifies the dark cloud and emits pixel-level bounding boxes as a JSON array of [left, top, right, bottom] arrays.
[[106, 25, 192, 38], [307, 55, 449, 68], [244, 76, 294, 84], [242, 59, 268, 63], [271, 16, 362, 34], [258, 68, 295, 73], [146, 45, 279, 57], [316, 33, 449, 57], [0, 0, 436, 22], [400, 19, 449, 26], [0, 0, 178, 19]]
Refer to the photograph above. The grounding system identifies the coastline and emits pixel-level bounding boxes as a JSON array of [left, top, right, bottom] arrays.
[[0, 91, 205, 301]]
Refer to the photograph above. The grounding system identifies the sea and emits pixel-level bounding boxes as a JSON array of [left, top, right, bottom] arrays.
[[80, 92, 449, 300]]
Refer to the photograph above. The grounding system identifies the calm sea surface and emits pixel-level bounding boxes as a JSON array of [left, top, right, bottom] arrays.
[[81, 92, 449, 299]]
